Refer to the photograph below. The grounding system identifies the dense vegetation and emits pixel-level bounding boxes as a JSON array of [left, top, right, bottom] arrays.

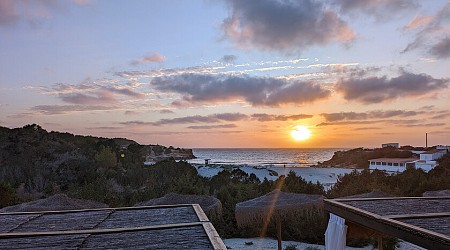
[[1, 124, 449, 246]]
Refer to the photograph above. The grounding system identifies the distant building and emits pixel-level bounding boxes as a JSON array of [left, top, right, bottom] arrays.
[[369, 148, 448, 173], [415, 149, 448, 171], [436, 145, 450, 151], [369, 158, 418, 173], [382, 143, 399, 148]]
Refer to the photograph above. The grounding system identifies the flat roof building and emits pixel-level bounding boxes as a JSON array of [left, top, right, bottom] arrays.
[[368, 158, 418, 173]]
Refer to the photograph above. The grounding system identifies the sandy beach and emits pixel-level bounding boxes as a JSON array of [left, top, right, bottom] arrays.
[[195, 165, 356, 189]]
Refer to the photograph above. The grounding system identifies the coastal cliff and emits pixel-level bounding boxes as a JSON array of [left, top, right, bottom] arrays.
[[314, 147, 413, 168]]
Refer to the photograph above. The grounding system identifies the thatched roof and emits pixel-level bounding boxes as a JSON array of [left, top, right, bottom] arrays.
[[235, 189, 323, 227], [423, 189, 450, 197], [136, 193, 222, 220], [0, 194, 108, 212], [341, 189, 394, 199]]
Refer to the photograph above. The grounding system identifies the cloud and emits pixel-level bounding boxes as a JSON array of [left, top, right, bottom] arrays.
[[429, 37, 450, 59], [221, 0, 354, 51], [86, 126, 123, 130], [187, 124, 237, 129], [403, 15, 433, 31], [403, 123, 446, 127], [402, 3, 450, 57], [220, 55, 238, 63], [153, 113, 248, 126], [321, 110, 421, 122], [251, 113, 312, 122], [336, 71, 448, 104], [334, 0, 418, 19], [131, 53, 165, 65], [60, 91, 117, 105], [151, 74, 331, 107], [28, 105, 116, 115], [159, 109, 174, 114], [0, 0, 92, 26], [316, 119, 423, 127], [120, 112, 312, 127], [124, 110, 140, 115], [37, 82, 145, 105]]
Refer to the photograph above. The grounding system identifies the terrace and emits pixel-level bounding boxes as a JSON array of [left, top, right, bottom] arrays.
[[324, 197, 450, 250]]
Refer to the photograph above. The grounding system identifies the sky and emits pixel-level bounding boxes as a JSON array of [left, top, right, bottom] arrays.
[[1, 0, 450, 148]]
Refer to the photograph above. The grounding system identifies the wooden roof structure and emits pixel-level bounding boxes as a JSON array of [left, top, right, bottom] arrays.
[[324, 197, 450, 250], [0, 204, 226, 249]]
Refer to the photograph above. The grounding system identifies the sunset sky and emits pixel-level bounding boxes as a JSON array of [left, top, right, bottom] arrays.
[[1, 0, 449, 148]]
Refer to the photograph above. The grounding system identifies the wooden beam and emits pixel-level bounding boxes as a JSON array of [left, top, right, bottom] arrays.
[[0, 222, 207, 238], [324, 199, 450, 250], [202, 222, 227, 250], [192, 204, 210, 222], [386, 212, 450, 220], [0, 204, 196, 216]]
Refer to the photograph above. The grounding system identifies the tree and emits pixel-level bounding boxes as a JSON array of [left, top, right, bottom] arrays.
[[94, 146, 117, 169]]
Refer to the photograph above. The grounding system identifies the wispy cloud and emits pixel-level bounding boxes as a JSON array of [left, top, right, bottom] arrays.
[[336, 70, 448, 104], [316, 119, 421, 127], [131, 53, 165, 65], [119, 112, 313, 127], [34, 81, 145, 105], [429, 37, 450, 59], [187, 124, 237, 129], [0, 0, 92, 27], [402, 3, 450, 58], [151, 74, 331, 107], [153, 113, 248, 126], [321, 110, 421, 122], [29, 105, 117, 115], [221, 0, 354, 51], [333, 0, 418, 19], [251, 113, 312, 122]]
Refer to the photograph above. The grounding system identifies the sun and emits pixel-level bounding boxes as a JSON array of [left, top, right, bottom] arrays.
[[291, 125, 311, 141]]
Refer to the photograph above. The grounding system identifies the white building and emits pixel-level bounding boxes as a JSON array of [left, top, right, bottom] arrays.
[[368, 158, 418, 173], [369, 148, 448, 173], [415, 149, 448, 172]]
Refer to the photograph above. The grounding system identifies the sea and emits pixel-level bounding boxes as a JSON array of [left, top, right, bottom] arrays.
[[188, 148, 346, 167], [187, 148, 356, 189]]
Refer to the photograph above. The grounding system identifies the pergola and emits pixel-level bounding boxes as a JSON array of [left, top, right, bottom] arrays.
[[0, 204, 226, 249], [324, 197, 450, 250]]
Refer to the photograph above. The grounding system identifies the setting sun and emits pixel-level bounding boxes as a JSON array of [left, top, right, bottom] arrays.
[[291, 125, 311, 141]]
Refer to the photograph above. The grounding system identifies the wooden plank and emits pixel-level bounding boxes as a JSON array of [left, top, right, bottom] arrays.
[[0, 204, 196, 216], [192, 204, 209, 222], [334, 196, 450, 202], [324, 199, 450, 250], [202, 222, 227, 250], [0, 222, 207, 238], [386, 212, 450, 220]]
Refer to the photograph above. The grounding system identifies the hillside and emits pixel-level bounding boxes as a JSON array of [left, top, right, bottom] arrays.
[[315, 147, 414, 168], [0, 124, 194, 199]]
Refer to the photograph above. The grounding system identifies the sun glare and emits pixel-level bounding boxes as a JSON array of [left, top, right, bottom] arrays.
[[291, 125, 311, 141]]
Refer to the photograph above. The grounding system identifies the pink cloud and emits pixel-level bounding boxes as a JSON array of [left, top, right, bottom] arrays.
[[404, 15, 433, 31], [132, 53, 165, 65]]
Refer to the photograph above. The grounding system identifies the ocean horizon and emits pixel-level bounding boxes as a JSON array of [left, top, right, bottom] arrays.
[[189, 148, 348, 167]]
